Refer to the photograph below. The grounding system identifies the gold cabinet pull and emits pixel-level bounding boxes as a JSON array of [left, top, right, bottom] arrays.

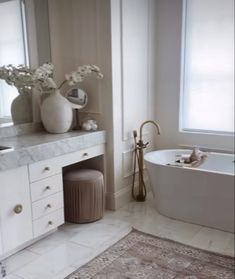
[[14, 204, 23, 214], [48, 221, 53, 225]]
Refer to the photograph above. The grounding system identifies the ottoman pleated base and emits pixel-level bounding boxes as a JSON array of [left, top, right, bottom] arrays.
[[63, 169, 105, 223]]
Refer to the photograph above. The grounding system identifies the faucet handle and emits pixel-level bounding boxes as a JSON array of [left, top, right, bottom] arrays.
[[143, 142, 149, 148], [137, 141, 149, 149]]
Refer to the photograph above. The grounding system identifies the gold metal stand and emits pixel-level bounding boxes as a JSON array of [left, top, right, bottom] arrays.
[[132, 120, 161, 202]]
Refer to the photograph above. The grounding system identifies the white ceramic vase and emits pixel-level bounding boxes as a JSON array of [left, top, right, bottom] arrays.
[[11, 91, 33, 125], [41, 89, 73, 133]]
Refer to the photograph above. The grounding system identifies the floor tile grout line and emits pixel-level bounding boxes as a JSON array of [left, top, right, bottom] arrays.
[[24, 248, 43, 256], [68, 233, 130, 251], [4, 272, 25, 279], [12, 274, 25, 279], [67, 239, 101, 251], [52, 266, 77, 279]]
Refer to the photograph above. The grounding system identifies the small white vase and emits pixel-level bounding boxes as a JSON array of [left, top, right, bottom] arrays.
[[41, 89, 73, 133]]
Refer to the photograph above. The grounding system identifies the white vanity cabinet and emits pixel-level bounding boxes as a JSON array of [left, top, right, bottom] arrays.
[[0, 166, 33, 254], [0, 138, 106, 259], [29, 157, 65, 238]]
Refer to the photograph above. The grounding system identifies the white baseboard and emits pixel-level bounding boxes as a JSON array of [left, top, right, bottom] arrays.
[[105, 191, 116, 210], [105, 186, 132, 211], [114, 186, 133, 209], [105, 178, 151, 210]]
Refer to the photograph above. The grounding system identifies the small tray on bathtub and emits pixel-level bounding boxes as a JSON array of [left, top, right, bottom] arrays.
[[166, 162, 193, 168]]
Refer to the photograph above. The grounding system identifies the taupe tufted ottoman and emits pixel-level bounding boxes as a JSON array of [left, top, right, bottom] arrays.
[[63, 169, 105, 223]]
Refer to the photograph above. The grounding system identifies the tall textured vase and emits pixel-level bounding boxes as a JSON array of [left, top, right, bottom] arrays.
[[41, 89, 73, 133], [11, 91, 33, 124]]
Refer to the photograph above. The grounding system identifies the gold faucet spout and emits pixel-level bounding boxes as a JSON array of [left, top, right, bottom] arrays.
[[139, 120, 161, 141]]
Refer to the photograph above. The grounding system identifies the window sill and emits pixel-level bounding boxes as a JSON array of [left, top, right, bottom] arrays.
[[180, 129, 235, 137]]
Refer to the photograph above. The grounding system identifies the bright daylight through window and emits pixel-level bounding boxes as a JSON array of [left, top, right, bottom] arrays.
[[0, 0, 28, 123], [180, 0, 234, 134]]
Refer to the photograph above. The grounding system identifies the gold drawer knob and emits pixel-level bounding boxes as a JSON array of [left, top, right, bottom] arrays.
[[44, 167, 50, 171], [48, 221, 53, 225], [14, 204, 23, 214], [47, 204, 52, 208], [45, 186, 51, 190]]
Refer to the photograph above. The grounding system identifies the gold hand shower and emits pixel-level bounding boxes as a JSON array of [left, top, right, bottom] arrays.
[[132, 120, 161, 201]]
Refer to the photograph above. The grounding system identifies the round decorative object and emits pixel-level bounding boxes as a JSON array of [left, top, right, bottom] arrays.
[[82, 119, 98, 131], [11, 91, 33, 125], [41, 89, 73, 133]]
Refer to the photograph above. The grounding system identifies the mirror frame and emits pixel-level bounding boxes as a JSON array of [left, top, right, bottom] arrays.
[[65, 88, 88, 110]]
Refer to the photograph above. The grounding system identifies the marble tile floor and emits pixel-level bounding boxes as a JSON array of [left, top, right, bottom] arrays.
[[3, 196, 234, 279]]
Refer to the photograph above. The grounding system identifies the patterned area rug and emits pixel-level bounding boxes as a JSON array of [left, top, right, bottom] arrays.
[[66, 229, 235, 279]]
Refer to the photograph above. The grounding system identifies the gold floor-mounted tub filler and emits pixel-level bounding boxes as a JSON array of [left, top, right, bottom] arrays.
[[132, 120, 161, 202]]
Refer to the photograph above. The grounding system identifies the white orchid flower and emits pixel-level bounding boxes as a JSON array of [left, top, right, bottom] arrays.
[[0, 63, 103, 95], [44, 77, 57, 89]]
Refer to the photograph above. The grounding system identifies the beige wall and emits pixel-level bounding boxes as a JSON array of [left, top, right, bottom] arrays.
[[48, 0, 158, 209]]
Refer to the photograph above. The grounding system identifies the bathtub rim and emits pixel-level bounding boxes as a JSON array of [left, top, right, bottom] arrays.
[[144, 149, 235, 176]]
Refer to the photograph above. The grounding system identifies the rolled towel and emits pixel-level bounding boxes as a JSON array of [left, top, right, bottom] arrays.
[[189, 147, 208, 163]]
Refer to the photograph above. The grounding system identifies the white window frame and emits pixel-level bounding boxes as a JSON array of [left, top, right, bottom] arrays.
[[0, 0, 29, 64], [0, 0, 40, 125], [179, 0, 234, 136], [0, 0, 30, 123]]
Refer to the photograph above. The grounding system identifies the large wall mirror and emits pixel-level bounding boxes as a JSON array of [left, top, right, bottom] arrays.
[[0, 0, 51, 126]]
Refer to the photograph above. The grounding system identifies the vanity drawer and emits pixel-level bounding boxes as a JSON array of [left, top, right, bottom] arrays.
[[33, 208, 64, 238], [61, 144, 105, 167], [30, 174, 63, 202], [29, 157, 62, 182], [32, 192, 64, 220]]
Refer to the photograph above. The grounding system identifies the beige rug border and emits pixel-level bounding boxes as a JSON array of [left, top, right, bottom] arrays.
[[65, 227, 234, 279], [131, 228, 234, 259]]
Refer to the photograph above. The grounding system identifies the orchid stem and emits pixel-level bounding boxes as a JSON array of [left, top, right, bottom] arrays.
[[58, 80, 67, 90]]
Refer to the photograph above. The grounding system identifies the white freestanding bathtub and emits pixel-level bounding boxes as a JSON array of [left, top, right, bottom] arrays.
[[144, 149, 235, 233]]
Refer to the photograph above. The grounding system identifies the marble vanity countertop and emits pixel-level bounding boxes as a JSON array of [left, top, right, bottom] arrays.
[[0, 130, 106, 171]]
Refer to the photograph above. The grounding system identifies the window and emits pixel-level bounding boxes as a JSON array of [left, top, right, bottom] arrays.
[[0, 0, 28, 122], [180, 0, 234, 134]]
